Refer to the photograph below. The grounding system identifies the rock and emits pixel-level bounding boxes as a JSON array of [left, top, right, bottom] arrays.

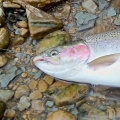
[[78, 104, 108, 120], [4, 109, 16, 118], [38, 80, 48, 92], [114, 19, 120, 25], [17, 96, 31, 111], [46, 110, 76, 120], [46, 101, 54, 107], [30, 100, 46, 115], [14, 0, 64, 10], [107, 7, 116, 17], [115, 102, 120, 118], [75, 12, 97, 26], [51, 84, 89, 106], [29, 80, 38, 90], [3, 1, 21, 9], [77, 21, 95, 31], [106, 106, 115, 120], [17, 21, 28, 28], [0, 65, 22, 88], [0, 27, 9, 49], [46, 81, 70, 94], [0, 90, 14, 102], [0, 55, 8, 67], [10, 35, 25, 47], [13, 1, 63, 40], [0, 100, 6, 119], [111, 0, 120, 9], [82, 0, 98, 13], [0, 5, 5, 27], [36, 30, 70, 54], [43, 75, 54, 85], [54, 2, 71, 19], [98, 0, 109, 11], [29, 90, 42, 100], [15, 85, 30, 99], [20, 28, 29, 37], [21, 72, 28, 78]]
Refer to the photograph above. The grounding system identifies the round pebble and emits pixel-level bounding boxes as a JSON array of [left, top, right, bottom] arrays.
[[29, 90, 42, 100], [5, 109, 16, 118], [38, 80, 48, 92], [0, 55, 8, 67], [21, 72, 28, 78], [44, 75, 54, 85]]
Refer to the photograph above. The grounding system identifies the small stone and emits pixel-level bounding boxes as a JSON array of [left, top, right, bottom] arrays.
[[21, 72, 28, 78], [15, 85, 30, 99], [46, 101, 54, 107], [17, 96, 31, 111], [17, 21, 28, 28], [0, 55, 8, 67], [3, 1, 21, 8], [46, 110, 76, 120], [0, 27, 9, 49], [0, 90, 14, 102], [115, 102, 120, 118], [32, 68, 38, 73], [29, 80, 38, 90], [20, 28, 29, 37], [114, 19, 120, 25], [29, 90, 42, 100], [38, 80, 48, 92], [10, 35, 25, 47], [106, 106, 115, 120], [107, 7, 116, 17], [8, 83, 14, 89], [43, 75, 54, 85], [5, 109, 16, 118], [30, 100, 46, 115], [82, 0, 98, 13], [69, 28, 76, 34]]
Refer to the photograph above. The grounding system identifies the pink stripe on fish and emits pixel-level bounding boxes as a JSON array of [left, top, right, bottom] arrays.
[[59, 44, 90, 60]]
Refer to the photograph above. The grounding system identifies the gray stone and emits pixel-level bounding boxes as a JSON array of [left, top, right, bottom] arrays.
[[25, 55, 31, 64], [114, 19, 120, 25], [17, 96, 31, 111], [15, 28, 20, 35], [75, 12, 97, 26], [46, 101, 54, 107], [72, 108, 78, 115], [33, 70, 42, 79], [0, 65, 22, 88], [107, 7, 116, 17], [0, 90, 14, 102], [77, 21, 95, 31], [98, 0, 109, 11]]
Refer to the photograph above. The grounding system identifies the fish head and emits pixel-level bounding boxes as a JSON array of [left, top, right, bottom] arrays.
[[33, 42, 90, 78]]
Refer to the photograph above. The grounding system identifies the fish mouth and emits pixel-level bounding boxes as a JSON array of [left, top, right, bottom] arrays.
[[33, 56, 59, 65]]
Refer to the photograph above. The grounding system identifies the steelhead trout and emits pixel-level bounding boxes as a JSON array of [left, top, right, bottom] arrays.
[[33, 29, 120, 87]]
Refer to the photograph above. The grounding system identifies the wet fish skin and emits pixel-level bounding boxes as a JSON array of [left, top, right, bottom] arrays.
[[33, 29, 120, 87]]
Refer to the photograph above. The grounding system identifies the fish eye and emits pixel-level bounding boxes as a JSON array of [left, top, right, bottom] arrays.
[[50, 50, 58, 56]]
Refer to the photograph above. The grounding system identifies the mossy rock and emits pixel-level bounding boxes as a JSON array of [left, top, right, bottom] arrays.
[[36, 30, 71, 54], [0, 100, 6, 119]]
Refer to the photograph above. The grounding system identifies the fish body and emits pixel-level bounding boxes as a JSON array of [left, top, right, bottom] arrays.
[[34, 29, 120, 87]]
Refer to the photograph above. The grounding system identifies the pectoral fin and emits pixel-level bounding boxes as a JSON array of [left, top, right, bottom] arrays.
[[87, 53, 120, 70]]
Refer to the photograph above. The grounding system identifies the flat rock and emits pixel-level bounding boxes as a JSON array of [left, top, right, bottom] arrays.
[[0, 90, 14, 102], [0, 100, 6, 119], [51, 84, 89, 106], [13, 1, 63, 40], [3, 1, 21, 8], [17, 21, 28, 28], [78, 104, 108, 120], [29, 80, 38, 90], [0, 27, 9, 49], [10, 35, 25, 47], [17, 96, 31, 111], [0, 55, 8, 67], [82, 0, 98, 13], [29, 90, 42, 100], [46, 110, 76, 120], [30, 100, 46, 115], [14, 85, 30, 99], [38, 80, 48, 92], [0, 65, 22, 88], [75, 12, 97, 26], [36, 30, 70, 54], [107, 7, 116, 17], [46, 101, 54, 107]]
